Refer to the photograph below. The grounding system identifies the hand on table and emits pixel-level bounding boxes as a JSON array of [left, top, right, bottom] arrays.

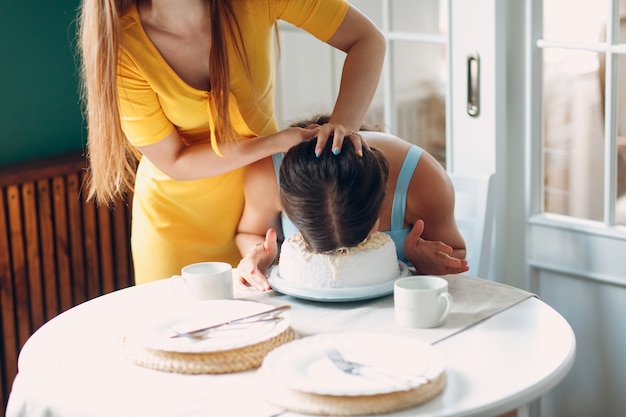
[[403, 220, 470, 275], [236, 228, 278, 291]]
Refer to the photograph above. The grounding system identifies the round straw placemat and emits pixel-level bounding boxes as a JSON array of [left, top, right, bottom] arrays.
[[259, 368, 446, 416], [124, 327, 296, 374]]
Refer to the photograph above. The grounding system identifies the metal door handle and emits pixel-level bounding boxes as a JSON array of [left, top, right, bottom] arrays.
[[467, 52, 480, 117]]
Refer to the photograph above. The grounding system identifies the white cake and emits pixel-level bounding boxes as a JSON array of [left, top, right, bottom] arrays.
[[278, 232, 400, 289]]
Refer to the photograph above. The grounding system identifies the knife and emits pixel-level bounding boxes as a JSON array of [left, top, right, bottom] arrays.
[[169, 304, 291, 339]]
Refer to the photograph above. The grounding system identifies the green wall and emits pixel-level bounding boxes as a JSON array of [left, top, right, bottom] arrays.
[[0, 1, 85, 166]]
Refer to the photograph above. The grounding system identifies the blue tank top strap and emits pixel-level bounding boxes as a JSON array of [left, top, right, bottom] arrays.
[[385, 146, 423, 263], [271, 153, 284, 182], [390, 146, 423, 230], [271, 153, 300, 240]]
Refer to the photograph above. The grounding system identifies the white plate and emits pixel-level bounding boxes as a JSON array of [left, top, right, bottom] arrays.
[[124, 300, 290, 353], [261, 332, 445, 396], [268, 261, 410, 302]]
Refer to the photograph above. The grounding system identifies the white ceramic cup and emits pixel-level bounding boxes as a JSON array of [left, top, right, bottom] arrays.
[[172, 262, 234, 301], [394, 275, 453, 328]]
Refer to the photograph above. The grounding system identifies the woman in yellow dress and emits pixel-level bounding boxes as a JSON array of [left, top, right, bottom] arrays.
[[77, 0, 385, 284]]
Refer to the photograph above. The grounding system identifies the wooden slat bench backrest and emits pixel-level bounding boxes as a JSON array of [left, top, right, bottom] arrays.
[[0, 152, 133, 412]]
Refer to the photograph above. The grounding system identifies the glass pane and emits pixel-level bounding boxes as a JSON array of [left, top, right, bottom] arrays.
[[365, 41, 447, 167], [543, 0, 607, 43], [275, 28, 337, 124], [391, 0, 441, 33], [393, 41, 446, 166], [542, 49, 605, 220], [350, 0, 383, 28]]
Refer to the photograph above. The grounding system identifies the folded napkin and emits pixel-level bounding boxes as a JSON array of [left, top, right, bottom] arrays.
[[236, 274, 535, 345], [436, 274, 536, 343]]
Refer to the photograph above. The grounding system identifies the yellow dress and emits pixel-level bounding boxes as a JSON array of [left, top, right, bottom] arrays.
[[117, 0, 349, 284]]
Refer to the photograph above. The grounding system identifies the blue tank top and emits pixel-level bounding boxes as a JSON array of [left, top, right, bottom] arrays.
[[272, 145, 423, 263], [272, 153, 300, 240]]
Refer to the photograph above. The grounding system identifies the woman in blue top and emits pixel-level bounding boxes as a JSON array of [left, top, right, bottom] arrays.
[[236, 116, 468, 291]]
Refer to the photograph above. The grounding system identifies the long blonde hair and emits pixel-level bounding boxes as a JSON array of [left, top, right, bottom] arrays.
[[77, 0, 248, 205]]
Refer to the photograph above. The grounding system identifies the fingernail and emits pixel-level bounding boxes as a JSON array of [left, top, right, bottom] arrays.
[[357, 149, 363, 158], [315, 150, 320, 158], [332, 147, 340, 155]]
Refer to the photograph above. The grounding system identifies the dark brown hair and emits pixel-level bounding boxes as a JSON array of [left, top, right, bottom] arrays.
[[279, 136, 389, 253]]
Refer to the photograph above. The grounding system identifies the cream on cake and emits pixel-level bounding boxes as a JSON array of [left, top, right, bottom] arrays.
[[278, 231, 400, 289]]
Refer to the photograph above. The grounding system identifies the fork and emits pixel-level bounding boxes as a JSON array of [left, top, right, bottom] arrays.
[[326, 348, 430, 385]]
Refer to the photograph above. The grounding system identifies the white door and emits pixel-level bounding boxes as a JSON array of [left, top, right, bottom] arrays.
[[447, 0, 510, 283], [448, 0, 500, 177]]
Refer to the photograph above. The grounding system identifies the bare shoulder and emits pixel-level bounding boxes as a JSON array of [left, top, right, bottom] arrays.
[[246, 156, 275, 183], [359, 131, 412, 160], [360, 130, 452, 208], [406, 150, 455, 230], [413, 151, 454, 205], [244, 156, 280, 211], [359, 131, 407, 146]]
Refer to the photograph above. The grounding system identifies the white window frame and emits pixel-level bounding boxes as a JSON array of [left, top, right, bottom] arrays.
[[526, 0, 626, 289]]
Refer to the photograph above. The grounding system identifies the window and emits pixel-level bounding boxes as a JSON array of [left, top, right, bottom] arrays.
[[539, 0, 626, 226], [275, 0, 449, 166]]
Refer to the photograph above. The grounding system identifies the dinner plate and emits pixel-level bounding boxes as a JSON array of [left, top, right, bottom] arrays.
[[261, 332, 445, 396], [124, 300, 290, 353], [268, 261, 410, 302]]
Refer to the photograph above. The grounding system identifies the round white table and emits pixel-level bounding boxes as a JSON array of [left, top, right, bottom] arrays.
[[6, 275, 575, 417]]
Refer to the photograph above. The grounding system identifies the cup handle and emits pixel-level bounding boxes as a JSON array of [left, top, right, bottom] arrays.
[[171, 275, 187, 300], [437, 292, 453, 324]]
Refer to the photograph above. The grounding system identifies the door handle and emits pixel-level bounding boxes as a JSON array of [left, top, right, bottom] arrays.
[[467, 52, 480, 117]]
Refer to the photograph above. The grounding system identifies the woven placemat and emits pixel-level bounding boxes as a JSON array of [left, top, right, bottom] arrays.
[[259, 368, 446, 416], [123, 327, 296, 374]]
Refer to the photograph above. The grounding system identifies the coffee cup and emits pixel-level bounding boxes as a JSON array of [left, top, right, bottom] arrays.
[[394, 276, 453, 328], [172, 262, 234, 301]]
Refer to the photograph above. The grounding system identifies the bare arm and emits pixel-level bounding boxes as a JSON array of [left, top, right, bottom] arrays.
[[403, 153, 469, 275], [315, 5, 386, 156], [235, 157, 282, 291], [137, 126, 319, 181]]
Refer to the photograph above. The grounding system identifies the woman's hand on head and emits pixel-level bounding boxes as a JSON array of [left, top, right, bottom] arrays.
[[236, 228, 279, 291], [314, 123, 367, 158], [403, 220, 470, 275], [278, 126, 321, 152]]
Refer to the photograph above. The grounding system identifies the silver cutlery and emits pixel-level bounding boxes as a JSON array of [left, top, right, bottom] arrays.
[[326, 348, 430, 386], [169, 305, 291, 340]]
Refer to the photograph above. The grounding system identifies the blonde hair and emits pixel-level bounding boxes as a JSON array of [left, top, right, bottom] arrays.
[[78, 0, 249, 205]]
